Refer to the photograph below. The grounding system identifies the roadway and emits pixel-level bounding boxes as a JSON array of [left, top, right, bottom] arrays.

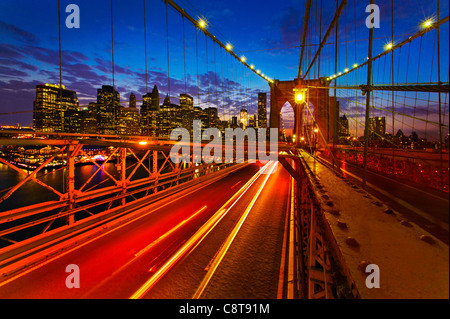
[[140, 161, 290, 299], [0, 161, 290, 298]]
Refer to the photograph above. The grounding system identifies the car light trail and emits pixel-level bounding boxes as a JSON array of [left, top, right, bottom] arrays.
[[230, 180, 242, 189], [192, 161, 278, 299], [134, 205, 208, 258], [129, 162, 272, 299], [0, 174, 222, 289]]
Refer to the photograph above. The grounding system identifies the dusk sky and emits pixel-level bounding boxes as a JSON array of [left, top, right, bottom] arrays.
[[0, 0, 448, 139]]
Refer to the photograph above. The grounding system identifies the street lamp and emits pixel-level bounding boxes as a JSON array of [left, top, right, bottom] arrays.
[[421, 18, 434, 30], [294, 88, 307, 104], [198, 19, 207, 29]]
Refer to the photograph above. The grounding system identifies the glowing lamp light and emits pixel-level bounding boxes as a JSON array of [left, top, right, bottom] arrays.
[[226, 43, 233, 51], [198, 19, 207, 29], [384, 42, 394, 51], [314, 128, 319, 133], [240, 56, 246, 63], [421, 18, 434, 29], [353, 63, 358, 68], [344, 68, 349, 72], [295, 91, 306, 103], [250, 64, 254, 69], [256, 70, 260, 74], [138, 141, 148, 145]]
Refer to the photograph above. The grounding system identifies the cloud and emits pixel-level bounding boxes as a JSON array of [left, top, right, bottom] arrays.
[[21, 45, 89, 66], [0, 57, 38, 72], [64, 63, 108, 83], [0, 65, 28, 77], [0, 20, 40, 45], [0, 44, 25, 59], [24, 46, 59, 65], [263, 7, 301, 50]]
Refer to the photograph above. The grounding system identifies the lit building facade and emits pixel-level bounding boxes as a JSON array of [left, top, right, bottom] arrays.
[[258, 92, 267, 128], [180, 93, 194, 110], [33, 83, 79, 133], [117, 106, 140, 136], [96, 85, 120, 135], [368, 116, 386, 139], [240, 108, 248, 130]]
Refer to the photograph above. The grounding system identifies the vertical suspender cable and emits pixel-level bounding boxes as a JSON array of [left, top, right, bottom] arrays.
[[57, 0, 64, 133], [425, 33, 436, 140], [363, 0, 375, 188], [220, 44, 224, 122], [183, 16, 187, 93], [57, 0, 62, 93], [110, 0, 117, 135], [437, 0, 443, 190], [401, 42, 411, 133], [333, 0, 338, 169], [391, 0, 395, 169], [196, 29, 200, 108], [412, 36, 423, 132], [57, 0, 64, 189], [318, 0, 322, 76], [205, 33, 209, 108], [143, 0, 148, 94], [165, 2, 171, 101], [214, 42, 218, 115], [110, 0, 115, 96], [354, 0, 358, 138], [226, 52, 230, 123]]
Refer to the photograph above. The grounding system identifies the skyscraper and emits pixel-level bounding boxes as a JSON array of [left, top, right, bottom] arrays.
[[231, 116, 238, 128], [97, 85, 120, 135], [338, 114, 350, 137], [180, 93, 194, 109], [367, 116, 386, 139], [33, 84, 79, 133], [257, 92, 267, 128], [162, 93, 171, 107], [240, 109, 248, 130], [140, 92, 152, 135], [129, 93, 136, 108], [80, 102, 98, 134], [180, 93, 194, 132], [117, 105, 140, 136], [151, 84, 160, 111]]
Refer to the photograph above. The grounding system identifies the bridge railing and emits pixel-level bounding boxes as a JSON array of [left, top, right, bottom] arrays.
[[320, 146, 450, 193], [281, 151, 360, 299], [0, 132, 235, 249]]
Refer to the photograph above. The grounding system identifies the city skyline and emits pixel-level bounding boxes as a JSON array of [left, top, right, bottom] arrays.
[[32, 82, 268, 137], [0, 0, 448, 139]]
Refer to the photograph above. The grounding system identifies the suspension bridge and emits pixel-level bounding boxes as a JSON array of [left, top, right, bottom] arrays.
[[0, 0, 448, 300]]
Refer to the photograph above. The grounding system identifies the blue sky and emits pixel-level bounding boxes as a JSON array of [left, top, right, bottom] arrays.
[[0, 0, 448, 138]]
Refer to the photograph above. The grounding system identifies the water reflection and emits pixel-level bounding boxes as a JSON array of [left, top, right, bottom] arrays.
[[0, 161, 153, 213]]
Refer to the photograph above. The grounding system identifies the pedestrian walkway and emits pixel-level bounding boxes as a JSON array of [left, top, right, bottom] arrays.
[[301, 151, 449, 299]]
